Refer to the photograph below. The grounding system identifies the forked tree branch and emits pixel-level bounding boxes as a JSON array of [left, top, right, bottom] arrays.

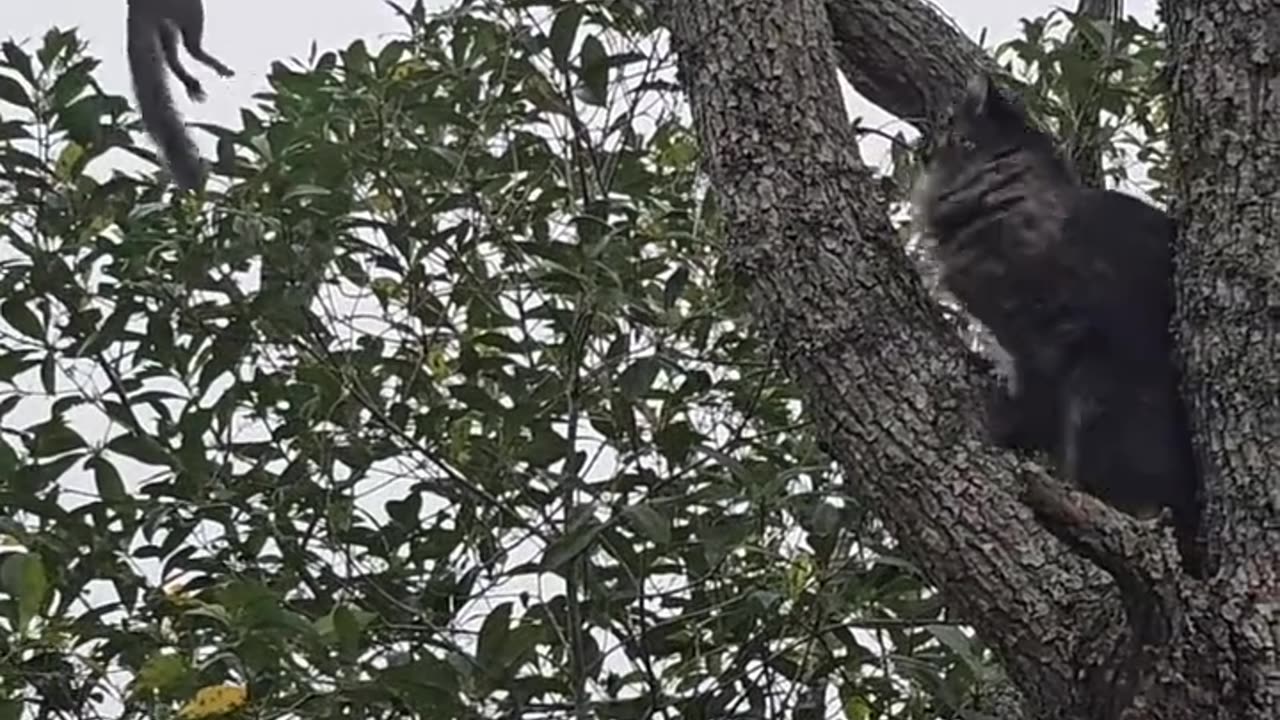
[[660, 0, 1280, 714], [824, 0, 989, 132], [651, 0, 1224, 715], [657, 0, 1148, 716]]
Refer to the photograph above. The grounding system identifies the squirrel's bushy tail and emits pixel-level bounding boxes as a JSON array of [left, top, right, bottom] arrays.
[[127, 13, 201, 190]]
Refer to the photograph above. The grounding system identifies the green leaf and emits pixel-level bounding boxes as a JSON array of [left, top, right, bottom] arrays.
[[578, 35, 609, 106], [842, 690, 872, 720], [0, 439, 16, 475], [693, 445, 753, 484], [0, 699, 22, 720], [0, 352, 36, 382], [542, 521, 603, 571], [548, 6, 585, 68], [107, 434, 173, 468], [663, 266, 690, 309], [476, 602, 513, 672], [655, 421, 700, 463], [522, 423, 566, 468], [381, 655, 461, 698], [2, 40, 36, 83], [0, 553, 47, 629], [450, 384, 504, 415], [333, 605, 362, 657], [78, 303, 135, 356], [197, 321, 250, 392], [135, 653, 192, 692], [39, 355, 54, 395], [90, 457, 128, 502], [0, 75, 30, 108], [30, 421, 87, 457], [183, 605, 233, 627], [618, 357, 659, 400], [386, 493, 423, 528], [811, 502, 840, 536], [622, 503, 670, 546], [1, 300, 41, 340], [926, 624, 985, 674]]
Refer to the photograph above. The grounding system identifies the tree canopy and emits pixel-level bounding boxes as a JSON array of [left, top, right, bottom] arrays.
[[0, 1, 1275, 719]]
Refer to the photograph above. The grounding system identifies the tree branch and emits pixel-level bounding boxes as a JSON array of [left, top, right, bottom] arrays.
[[1021, 472, 1181, 596], [659, 1, 1135, 715], [823, 0, 991, 132]]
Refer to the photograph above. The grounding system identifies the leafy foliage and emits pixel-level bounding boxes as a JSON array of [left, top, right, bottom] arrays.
[[0, 2, 1166, 719], [994, 7, 1170, 197]]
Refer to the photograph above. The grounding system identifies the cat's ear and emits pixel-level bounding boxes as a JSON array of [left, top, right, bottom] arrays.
[[958, 73, 992, 119], [961, 72, 1026, 127], [964, 73, 992, 111]]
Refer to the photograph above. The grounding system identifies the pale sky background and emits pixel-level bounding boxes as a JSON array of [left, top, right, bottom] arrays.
[[6, 0, 1160, 170]]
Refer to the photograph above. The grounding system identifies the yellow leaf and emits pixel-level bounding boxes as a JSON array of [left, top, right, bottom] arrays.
[[177, 684, 248, 719]]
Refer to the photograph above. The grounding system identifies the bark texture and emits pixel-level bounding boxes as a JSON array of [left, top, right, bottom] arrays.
[[1164, 0, 1280, 713], [823, 0, 988, 132], [660, 0, 1280, 717]]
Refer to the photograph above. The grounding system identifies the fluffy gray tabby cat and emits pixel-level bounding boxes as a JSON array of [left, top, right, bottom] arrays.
[[912, 74, 1203, 576]]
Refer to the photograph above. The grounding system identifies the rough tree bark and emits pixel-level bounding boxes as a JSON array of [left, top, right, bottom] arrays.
[[1163, 0, 1280, 706], [657, 0, 1280, 717], [823, 0, 987, 133]]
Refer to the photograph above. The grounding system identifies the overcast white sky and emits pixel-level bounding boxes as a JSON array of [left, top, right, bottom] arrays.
[[7, 0, 1159, 167]]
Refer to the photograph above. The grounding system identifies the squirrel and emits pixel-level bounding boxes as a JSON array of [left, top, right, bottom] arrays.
[[126, 0, 234, 190]]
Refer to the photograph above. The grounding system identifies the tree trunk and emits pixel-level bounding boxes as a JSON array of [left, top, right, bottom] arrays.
[[658, 0, 1280, 716], [1163, 0, 1280, 709]]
